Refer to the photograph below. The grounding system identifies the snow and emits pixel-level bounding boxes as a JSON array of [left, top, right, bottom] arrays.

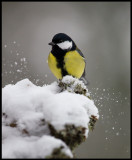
[[2, 76, 99, 158], [20, 58, 26, 62], [2, 134, 73, 158], [14, 62, 18, 65], [4, 44, 7, 48], [116, 132, 119, 136], [17, 69, 22, 72]]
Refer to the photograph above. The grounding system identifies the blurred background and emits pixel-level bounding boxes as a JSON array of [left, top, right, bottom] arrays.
[[2, 2, 130, 158]]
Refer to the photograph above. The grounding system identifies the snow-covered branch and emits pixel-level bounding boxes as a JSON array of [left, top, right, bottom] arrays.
[[2, 76, 99, 158]]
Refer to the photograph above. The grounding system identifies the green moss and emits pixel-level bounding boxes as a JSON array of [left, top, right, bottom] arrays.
[[45, 146, 71, 159], [88, 115, 98, 131], [58, 79, 91, 99], [49, 124, 86, 150]]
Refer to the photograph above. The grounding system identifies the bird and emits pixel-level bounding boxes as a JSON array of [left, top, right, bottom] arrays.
[[48, 33, 88, 85]]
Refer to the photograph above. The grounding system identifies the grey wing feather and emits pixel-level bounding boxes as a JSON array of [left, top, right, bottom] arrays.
[[76, 47, 85, 59], [76, 47, 89, 85]]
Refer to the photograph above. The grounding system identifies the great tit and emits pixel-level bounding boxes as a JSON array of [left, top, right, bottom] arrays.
[[48, 33, 88, 84]]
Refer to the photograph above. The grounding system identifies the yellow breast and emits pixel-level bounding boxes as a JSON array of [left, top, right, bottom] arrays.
[[48, 50, 85, 79], [64, 50, 85, 78], [48, 52, 62, 79]]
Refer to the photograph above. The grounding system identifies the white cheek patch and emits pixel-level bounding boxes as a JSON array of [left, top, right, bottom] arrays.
[[57, 41, 72, 50]]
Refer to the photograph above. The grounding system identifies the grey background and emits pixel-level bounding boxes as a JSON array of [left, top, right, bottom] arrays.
[[2, 2, 130, 158]]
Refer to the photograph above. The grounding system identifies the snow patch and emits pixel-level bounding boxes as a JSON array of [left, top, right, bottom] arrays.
[[2, 76, 99, 158]]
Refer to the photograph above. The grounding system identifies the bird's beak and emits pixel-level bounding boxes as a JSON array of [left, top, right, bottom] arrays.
[[48, 42, 55, 46]]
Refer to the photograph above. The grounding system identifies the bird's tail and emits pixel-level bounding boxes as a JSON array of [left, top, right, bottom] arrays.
[[80, 69, 89, 85], [80, 76, 89, 85]]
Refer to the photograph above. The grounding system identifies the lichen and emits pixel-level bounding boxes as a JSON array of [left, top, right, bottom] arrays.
[[49, 124, 86, 150], [45, 146, 72, 159], [58, 78, 91, 99], [89, 115, 98, 131]]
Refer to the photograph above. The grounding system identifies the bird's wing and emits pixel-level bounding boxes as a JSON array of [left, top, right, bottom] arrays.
[[76, 47, 89, 85], [76, 47, 85, 59]]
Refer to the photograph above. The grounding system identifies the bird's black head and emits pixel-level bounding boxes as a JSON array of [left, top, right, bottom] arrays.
[[49, 33, 76, 51]]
